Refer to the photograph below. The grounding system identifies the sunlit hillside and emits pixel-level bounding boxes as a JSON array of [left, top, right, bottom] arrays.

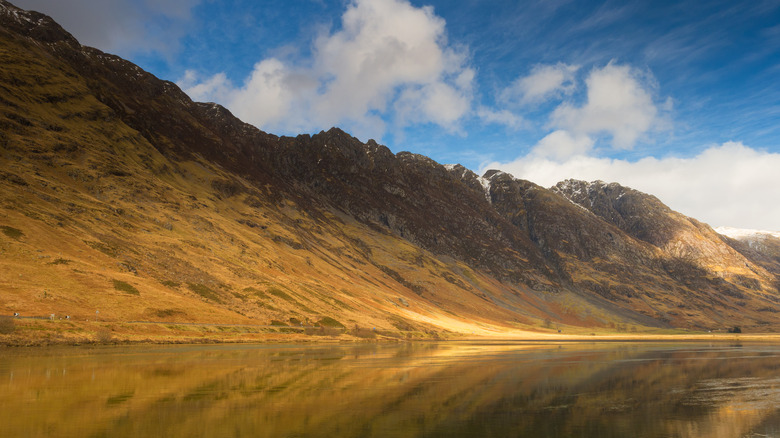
[[1, 0, 779, 344]]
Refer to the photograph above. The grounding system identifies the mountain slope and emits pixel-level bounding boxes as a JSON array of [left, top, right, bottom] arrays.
[[550, 179, 780, 326], [1, 0, 779, 338], [0, 0, 565, 336], [715, 227, 780, 286]]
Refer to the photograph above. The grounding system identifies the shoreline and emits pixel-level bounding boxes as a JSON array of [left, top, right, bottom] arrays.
[[4, 335, 776, 348], [2, 317, 779, 347]]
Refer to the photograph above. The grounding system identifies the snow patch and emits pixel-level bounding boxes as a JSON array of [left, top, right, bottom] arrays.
[[478, 176, 492, 203], [715, 227, 780, 240], [478, 176, 491, 190], [443, 164, 467, 180], [552, 180, 595, 212], [486, 170, 507, 180]]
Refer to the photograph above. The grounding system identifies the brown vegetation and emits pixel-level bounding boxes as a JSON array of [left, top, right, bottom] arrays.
[[0, 316, 15, 334], [0, 0, 779, 346]]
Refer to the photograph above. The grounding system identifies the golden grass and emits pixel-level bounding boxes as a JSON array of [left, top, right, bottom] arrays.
[[3, 316, 779, 348]]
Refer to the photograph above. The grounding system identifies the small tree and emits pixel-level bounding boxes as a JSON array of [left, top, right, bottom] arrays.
[[728, 326, 742, 333], [95, 328, 114, 343]]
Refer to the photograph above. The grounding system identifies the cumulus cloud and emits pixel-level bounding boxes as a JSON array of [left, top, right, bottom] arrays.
[[501, 63, 579, 105], [550, 62, 659, 149], [482, 142, 780, 231], [179, 71, 232, 103], [531, 130, 594, 160], [180, 0, 473, 140], [14, 0, 201, 55], [520, 62, 665, 161], [483, 62, 776, 230]]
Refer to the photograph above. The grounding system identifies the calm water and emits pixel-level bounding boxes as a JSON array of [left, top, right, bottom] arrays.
[[2, 342, 780, 437]]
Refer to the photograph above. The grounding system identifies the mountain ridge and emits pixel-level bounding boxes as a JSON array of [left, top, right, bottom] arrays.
[[1, 0, 779, 340]]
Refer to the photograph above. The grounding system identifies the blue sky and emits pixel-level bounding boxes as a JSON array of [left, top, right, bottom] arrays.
[[14, 0, 780, 230]]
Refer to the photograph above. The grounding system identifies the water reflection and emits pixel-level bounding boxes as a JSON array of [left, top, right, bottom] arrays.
[[1, 342, 780, 437]]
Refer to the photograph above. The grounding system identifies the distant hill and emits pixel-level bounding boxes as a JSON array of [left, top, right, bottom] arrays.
[[1, 0, 778, 336]]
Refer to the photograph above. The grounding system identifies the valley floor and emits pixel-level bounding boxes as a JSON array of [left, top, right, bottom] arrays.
[[1, 317, 777, 347]]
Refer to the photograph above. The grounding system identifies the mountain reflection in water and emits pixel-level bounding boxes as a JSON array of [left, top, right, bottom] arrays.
[[2, 342, 780, 437]]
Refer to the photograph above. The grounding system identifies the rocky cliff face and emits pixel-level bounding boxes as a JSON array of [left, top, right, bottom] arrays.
[[549, 179, 780, 326], [715, 228, 780, 287], [552, 179, 776, 285], [1, 0, 778, 333]]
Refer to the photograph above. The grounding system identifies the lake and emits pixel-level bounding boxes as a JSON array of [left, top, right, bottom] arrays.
[[1, 341, 779, 437]]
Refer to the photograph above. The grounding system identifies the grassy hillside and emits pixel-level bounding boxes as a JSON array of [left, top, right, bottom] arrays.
[[1, 0, 778, 345], [0, 24, 559, 341]]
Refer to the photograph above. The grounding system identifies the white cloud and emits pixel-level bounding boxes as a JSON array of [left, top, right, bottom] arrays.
[[232, 59, 319, 132], [179, 71, 233, 103], [180, 0, 473, 140], [14, 0, 201, 55], [530, 130, 594, 160], [501, 63, 579, 105], [482, 142, 780, 231], [520, 63, 665, 161], [395, 79, 473, 131], [476, 107, 526, 130], [550, 62, 659, 149]]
